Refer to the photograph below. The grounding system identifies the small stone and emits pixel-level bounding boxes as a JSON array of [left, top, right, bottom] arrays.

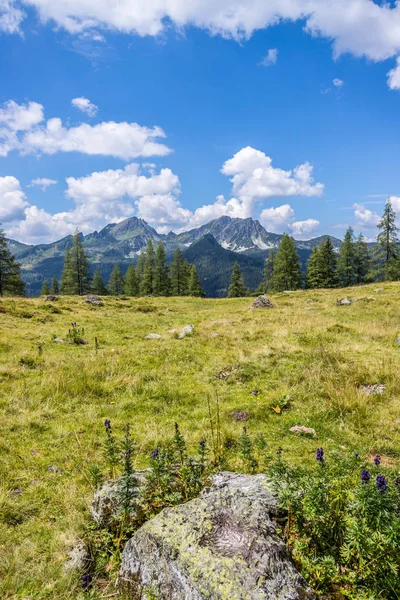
[[289, 425, 317, 437], [210, 333, 219, 338], [64, 542, 88, 572], [359, 384, 386, 396], [145, 334, 162, 339], [167, 329, 177, 334], [337, 297, 352, 306], [48, 465, 62, 474], [374, 288, 384, 292], [250, 390, 259, 397], [229, 410, 249, 422], [85, 295, 104, 306], [44, 295, 58, 302], [178, 325, 194, 338], [250, 295, 274, 309], [53, 337, 64, 343]]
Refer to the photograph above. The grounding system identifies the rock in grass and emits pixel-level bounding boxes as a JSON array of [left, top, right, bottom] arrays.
[[64, 542, 88, 572], [44, 295, 58, 302], [229, 410, 249, 422], [85, 294, 104, 306], [91, 471, 149, 527], [289, 425, 316, 437], [336, 297, 352, 306], [179, 325, 194, 338], [250, 295, 274, 309], [119, 472, 314, 600], [359, 384, 385, 396], [144, 333, 162, 339]]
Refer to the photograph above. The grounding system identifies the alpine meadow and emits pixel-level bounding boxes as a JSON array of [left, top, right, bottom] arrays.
[[2, 1, 400, 599]]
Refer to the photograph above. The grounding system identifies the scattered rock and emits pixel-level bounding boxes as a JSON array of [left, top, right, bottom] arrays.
[[289, 425, 317, 437], [250, 390, 259, 397], [53, 337, 64, 343], [119, 472, 314, 600], [48, 465, 62, 474], [210, 333, 219, 338], [396, 338, 400, 345], [359, 384, 386, 396], [85, 295, 104, 306], [229, 410, 249, 422], [64, 542, 88, 572], [374, 288, 384, 292], [179, 325, 194, 338], [336, 297, 352, 306], [144, 333, 162, 339], [250, 295, 274, 309], [167, 329, 177, 334], [216, 366, 238, 380], [91, 471, 148, 527], [283, 290, 295, 294], [44, 295, 58, 302]]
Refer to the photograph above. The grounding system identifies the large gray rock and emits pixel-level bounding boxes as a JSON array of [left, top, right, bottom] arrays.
[[250, 295, 274, 310], [119, 472, 314, 599], [91, 471, 148, 527]]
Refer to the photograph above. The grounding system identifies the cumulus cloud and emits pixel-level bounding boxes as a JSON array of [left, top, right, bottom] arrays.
[[259, 204, 295, 233], [290, 218, 320, 239], [259, 48, 278, 67], [29, 177, 57, 191], [0, 176, 29, 222], [71, 97, 99, 116], [333, 78, 344, 87], [0, 99, 171, 159], [388, 58, 400, 90], [353, 203, 380, 229], [0, 0, 24, 33]]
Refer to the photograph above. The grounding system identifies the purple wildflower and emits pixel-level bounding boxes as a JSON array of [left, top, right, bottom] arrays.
[[376, 474, 387, 493], [199, 440, 206, 448], [151, 448, 159, 459], [361, 469, 371, 484], [394, 477, 400, 489], [316, 448, 324, 463], [82, 573, 92, 589], [374, 455, 381, 466], [104, 419, 111, 432]]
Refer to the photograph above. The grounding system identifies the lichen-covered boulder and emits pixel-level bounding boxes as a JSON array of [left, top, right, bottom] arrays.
[[250, 296, 274, 309], [119, 472, 315, 599], [85, 294, 104, 306]]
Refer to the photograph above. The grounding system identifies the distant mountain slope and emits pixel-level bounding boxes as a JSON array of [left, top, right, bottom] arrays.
[[6, 215, 342, 296]]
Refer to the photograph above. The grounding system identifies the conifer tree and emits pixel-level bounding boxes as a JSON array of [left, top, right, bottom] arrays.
[[337, 227, 356, 287], [306, 245, 324, 289], [108, 264, 124, 296], [188, 264, 205, 297], [153, 242, 170, 296], [41, 279, 50, 295], [227, 262, 247, 297], [0, 228, 25, 297], [354, 234, 371, 284], [170, 248, 190, 296], [270, 234, 302, 291], [60, 233, 91, 295], [374, 198, 400, 281], [124, 264, 139, 296], [50, 276, 59, 295], [91, 269, 108, 295], [319, 237, 338, 288], [135, 252, 146, 291], [140, 239, 155, 296], [257, 249, 276, 293]]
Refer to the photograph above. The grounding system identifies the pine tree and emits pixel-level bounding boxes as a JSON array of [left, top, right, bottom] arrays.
[[140, 239, 155, 296], [354, 234, 371, 284], [124, 264, 139, 296], [50, 276, 59, 295], [270, 234, 302, 291], [60, 233, 91, 295], [227, 262, 247, 297], [337, 227, 356, 287], [108, 264, 124, 296], [257, 249, 276, 293], [135, 252, 146, 292], [319, 237, 338, 288], [170, 248, 190, 296], [153, 242, 170, 296], [91, 269, 108, 295], [0, 228, 25, 297], [306, 245, 324, 289], [374, 198, 400, 281], [188, 264, 205, 297], [41, 279, 50, 295]]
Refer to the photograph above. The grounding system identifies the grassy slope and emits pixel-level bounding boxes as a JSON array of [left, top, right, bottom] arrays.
[[1, 285, 400, 599]]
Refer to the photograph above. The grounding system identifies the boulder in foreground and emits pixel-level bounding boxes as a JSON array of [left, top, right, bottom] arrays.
[[250, 295, 274, 309], [119, 472, 315, 599]]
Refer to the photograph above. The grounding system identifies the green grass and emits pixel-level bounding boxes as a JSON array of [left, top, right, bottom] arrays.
[[1, 285, 400, 598]]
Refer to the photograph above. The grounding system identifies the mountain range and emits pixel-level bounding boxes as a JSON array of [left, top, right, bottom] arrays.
[[6, 216, 342, 297]]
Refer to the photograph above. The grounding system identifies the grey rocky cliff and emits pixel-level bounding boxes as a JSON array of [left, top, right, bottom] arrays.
[[118, 472, 314, 600]]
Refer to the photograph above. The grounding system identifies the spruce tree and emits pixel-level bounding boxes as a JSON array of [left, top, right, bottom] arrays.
[[50, 276, 59, 295], [337, 227, 355, 287], [257, 249, 276, 293], [153, 242, 170, 296], [91, 269, 108, 295], [41, 279, 50, 295], [227, 262, 246, 297], [124, 264, 139, 296], [306, 245, 324, 289], [140, 239, 155, 296], [170, 248, 190, 296], [270, 234, 302, 291], [60, 233, 91, 295], [374, 199, 400, 281], [319, 237, 338, 288], [135, 252, 146, 292], [188, 264, 205, 297], [108, 264, 124, 296], [354, 234, 370, 284], [0, 228, 25, 297]]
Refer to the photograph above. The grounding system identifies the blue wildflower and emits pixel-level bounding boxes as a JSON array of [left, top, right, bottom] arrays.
[[82, 573, 92, 589], [151, 448, 159, 459], [361, 469, 371, 483], [376, 474, 387, 493], [316, 448, 324, 463], [374, 455, 381, 466], [104, 419, 111, 432]]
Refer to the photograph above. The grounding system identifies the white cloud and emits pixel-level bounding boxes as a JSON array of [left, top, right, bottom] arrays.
[[0, 176, 29, 222], [259, 204, 295, 233], [290, 218, 320, 239], [0, 100, 171, 159], [136, 194, 192, 233], [71, 97, 99, 117], [388, 58, 400, 90], [353, 203, 380, 229], [29, 177, 57, 191], [259, 48, 278, 67], [0, 0, 24, 33], [333, 78, 344, 87]]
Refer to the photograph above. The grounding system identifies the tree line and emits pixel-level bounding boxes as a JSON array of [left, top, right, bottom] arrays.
[[227, 198, 400, 296], [43, 235, 205, 297]]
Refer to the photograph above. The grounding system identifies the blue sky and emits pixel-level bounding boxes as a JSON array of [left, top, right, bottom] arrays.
[[1, 1, 400, 244]]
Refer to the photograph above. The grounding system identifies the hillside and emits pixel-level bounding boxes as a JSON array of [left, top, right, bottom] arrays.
[[6, 216, 342, 296], [1, 285, 399, 598]]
